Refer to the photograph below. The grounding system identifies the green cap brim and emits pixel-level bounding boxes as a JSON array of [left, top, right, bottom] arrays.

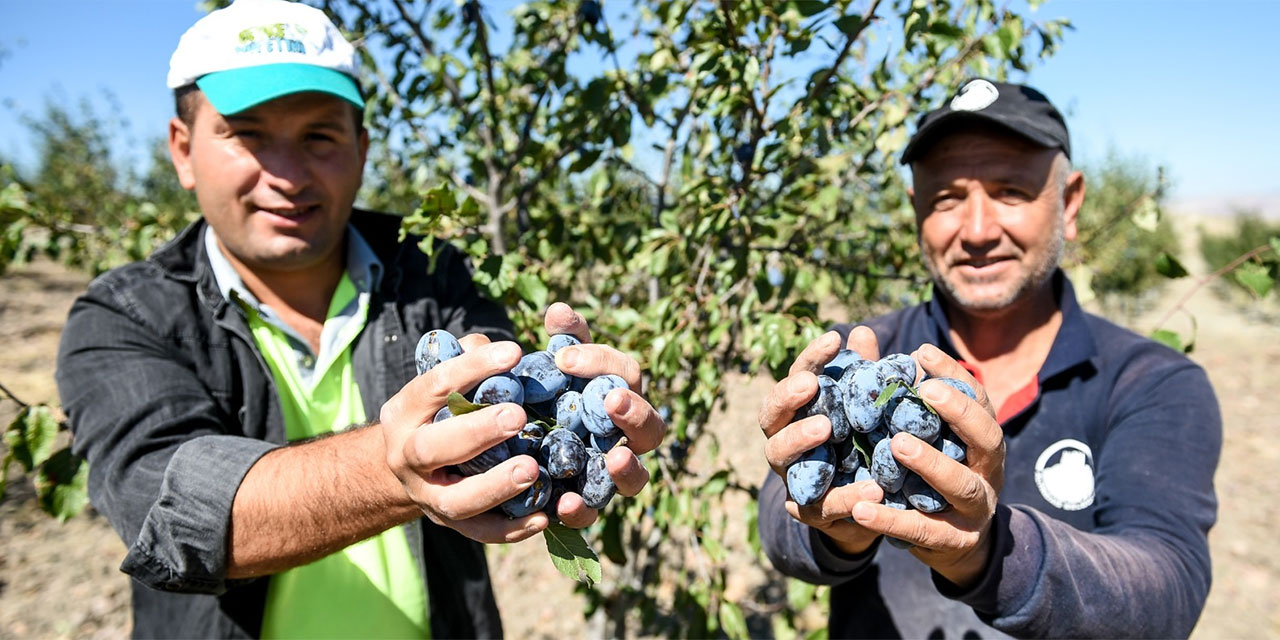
[[196, 63, 364, 115]]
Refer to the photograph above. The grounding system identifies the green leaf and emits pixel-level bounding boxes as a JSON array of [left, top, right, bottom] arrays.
[[543, 522, 602, 586], [787, 578, 817, 610], [5, 405, 60, 471], [601, 509, 626, 565], [873, 381, 900, 407], [789, 0, 827, 17], [1150, 329, 1184, 353], [0, 451, 11, 503], [1235, 261, 1274, 298], [1268, 236, 1280, 257], [1154, 252, 1188, 279], [804, 627, 830, 640], [834, 14, 864, 35], [447, 392, 484, 416], [33, 447, 88, 521], [1132, 195, 1160, 232], [513, 272, 549, 309], [702, 470, 730, 496], [718, 601, 749, 640]]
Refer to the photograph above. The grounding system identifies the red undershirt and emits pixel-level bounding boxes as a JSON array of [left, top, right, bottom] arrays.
[[957, 360, 1040, 424]]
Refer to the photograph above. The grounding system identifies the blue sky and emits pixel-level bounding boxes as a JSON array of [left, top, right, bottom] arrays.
[[1, 0, 1277, 203]]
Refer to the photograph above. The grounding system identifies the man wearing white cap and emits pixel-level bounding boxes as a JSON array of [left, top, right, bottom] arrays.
[[55, 1, 665, 637]]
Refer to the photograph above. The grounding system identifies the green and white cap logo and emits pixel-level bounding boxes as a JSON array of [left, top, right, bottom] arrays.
[[167, 0, 363, 115]]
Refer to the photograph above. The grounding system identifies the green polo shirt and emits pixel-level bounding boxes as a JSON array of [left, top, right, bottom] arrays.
[[207, 227, 429, 639]]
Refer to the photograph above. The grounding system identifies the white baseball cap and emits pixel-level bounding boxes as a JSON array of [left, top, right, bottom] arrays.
[[167, 0, 364, 115]]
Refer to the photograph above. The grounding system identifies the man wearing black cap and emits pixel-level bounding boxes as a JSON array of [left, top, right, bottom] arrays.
[[756, 79, 1221, 637]]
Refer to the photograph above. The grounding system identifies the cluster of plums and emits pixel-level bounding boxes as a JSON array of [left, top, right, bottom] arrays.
[[415, 330, 626, 518], [787, 349, 975, 544]]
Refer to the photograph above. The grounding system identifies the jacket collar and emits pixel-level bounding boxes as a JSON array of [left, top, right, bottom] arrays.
[[148, 209, 407, 306], [923, 269, 1097, 382]]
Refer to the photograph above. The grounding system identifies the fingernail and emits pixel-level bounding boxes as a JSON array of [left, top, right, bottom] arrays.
[[512, 462, 536, 485], [921, 382, 946, 403], [806, 419, 828, 440], [789, 375, 810, 394], [859, 482, 882, 501], [492, 342, 519, 365], [852, 502, 874, 523], [497, 405, 523, 429], [559, 347, 579, 369], [895, 435, 920, 456], [608, 389, 632, 414]]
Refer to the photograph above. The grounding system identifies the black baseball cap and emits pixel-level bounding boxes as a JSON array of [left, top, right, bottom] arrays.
[[900, 79, 1070, 165]]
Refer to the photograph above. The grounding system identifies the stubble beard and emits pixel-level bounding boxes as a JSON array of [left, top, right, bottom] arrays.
[[923, 215, 1065, 313]]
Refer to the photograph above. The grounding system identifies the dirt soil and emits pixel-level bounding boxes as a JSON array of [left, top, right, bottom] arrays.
[[2, 218, 1277, 638]]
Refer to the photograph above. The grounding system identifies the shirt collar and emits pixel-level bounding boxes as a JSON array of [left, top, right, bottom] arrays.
[[924, 269, 1096, 382], [203, 224, 384, 308]]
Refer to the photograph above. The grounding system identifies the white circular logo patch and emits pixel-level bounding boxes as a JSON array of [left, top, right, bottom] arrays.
[[1034, 439, 1095, 511], [950, 79, 999, 112]]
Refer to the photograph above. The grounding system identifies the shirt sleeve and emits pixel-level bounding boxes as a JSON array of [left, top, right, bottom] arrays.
[[758, 471, 878, 585], [936, 359, 1221, 638], [56, 274, 276, 595]]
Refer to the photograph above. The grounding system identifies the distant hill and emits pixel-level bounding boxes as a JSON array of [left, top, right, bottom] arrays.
[[1168, 192, 1280, 219]]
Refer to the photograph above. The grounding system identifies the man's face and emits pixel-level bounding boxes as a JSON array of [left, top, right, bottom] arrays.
[[910, 129, 1083, 315], [168, 91, 368, 274]]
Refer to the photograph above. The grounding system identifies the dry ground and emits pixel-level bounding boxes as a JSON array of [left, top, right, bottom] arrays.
[[1, 217, 1277, 638]]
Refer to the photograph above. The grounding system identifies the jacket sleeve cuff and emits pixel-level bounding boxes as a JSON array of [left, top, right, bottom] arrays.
[[933, 504, 1043, 616], [811, 529, 880, 577], [120, 435, 278, 594]]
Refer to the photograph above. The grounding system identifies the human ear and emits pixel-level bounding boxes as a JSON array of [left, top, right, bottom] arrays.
[[168, 117, 196, 191], [1062, 170, 1085, 241]]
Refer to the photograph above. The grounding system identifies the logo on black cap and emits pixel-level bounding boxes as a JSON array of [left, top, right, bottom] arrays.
[[950, 79, 999, 112]]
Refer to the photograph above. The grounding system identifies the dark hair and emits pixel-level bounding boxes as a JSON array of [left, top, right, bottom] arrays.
[[174, 84, 203, 128], [172, 83, 366, 131]]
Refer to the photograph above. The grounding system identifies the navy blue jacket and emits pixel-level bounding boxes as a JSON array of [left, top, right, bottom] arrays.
[[759, 273, 1221, 638]]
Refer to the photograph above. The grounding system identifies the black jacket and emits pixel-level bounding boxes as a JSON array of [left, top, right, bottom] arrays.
[[57, 211, 513, 638]]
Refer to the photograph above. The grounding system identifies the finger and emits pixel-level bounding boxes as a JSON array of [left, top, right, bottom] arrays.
[[554, 493, 598, 529], [604, 389, 666, 454], [913, 344, 994, 416], [758, 371, 817, 439], [794, 480, 884, 524], [849, 501, 978, 553], [544, 302, 592, 343], [458, 333, 492, 351], [888, 432, 991, 515], [443, 509, 551, 544], [425, 455, 543, 522], [555, 344, 641, 389], [783, 498, 883, 553], [790, 331, 844, 376], [604, 445, 651, 497], [382, 341, 523, 430], [847, 325, 881, 362], [763, 414, 832, 473], [404, 404, 527, 471], [918, 380, 1004, 477]]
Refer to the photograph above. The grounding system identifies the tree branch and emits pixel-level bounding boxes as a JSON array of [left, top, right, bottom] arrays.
[[0, 381, 30, 409], [1152, 244, 1276, 331]]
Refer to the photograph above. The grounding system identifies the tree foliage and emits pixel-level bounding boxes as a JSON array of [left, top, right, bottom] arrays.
[[0, 99, 198, 276], [13, 0, 1265, 635], [1063, 151, 1181, 317], [1199, 211, 1280, 302], [314, 0, 1069, 635]]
